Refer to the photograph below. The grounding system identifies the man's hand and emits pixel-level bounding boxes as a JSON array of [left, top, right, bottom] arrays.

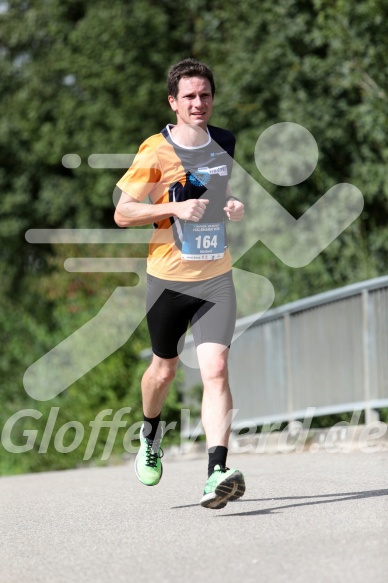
[[224, 199, 244, 221], [175, 199, 209, 222]]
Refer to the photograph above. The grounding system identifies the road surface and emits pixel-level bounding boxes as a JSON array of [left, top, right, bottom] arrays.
[[1, 450, 387, 582]]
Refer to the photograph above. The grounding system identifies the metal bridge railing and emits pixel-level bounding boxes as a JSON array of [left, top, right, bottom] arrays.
[[180, 275, 388, 430]]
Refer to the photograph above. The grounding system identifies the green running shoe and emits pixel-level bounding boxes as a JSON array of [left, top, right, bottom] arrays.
[[200, 465, 245, 509], [135, 425, 163, 486]]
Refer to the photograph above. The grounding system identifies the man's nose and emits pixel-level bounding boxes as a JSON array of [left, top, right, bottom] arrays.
[[193, 95, 203, 108]]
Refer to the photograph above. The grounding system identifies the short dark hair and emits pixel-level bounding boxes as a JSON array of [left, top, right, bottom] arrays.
[[167, 58, 215, 99]]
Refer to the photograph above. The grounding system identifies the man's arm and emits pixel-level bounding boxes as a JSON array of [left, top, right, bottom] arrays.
[[114, 191, 210, 228]]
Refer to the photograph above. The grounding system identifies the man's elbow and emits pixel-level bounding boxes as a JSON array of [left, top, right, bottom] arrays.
[[114, 209, 131, 228]]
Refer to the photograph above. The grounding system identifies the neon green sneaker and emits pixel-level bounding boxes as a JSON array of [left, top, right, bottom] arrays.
[[134, 425, 163, 487], [200, 465, 245, 509]]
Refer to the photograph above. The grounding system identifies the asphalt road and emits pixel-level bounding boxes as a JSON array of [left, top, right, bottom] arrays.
[[1, 450, 387, 583]]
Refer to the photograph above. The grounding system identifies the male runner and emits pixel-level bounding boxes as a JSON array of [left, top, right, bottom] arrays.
[[114, 58, 245, 509]]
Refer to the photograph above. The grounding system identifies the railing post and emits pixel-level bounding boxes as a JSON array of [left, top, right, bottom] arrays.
[[284, 312, 294, 418], [362, 288, 373, 424]]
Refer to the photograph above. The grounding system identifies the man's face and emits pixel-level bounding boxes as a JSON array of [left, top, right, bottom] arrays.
[[168, 76, 214, 129]]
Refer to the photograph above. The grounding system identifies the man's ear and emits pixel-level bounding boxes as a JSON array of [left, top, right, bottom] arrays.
[[168, 95, 177, 112]]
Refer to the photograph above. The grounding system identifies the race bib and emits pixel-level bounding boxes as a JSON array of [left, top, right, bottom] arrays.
[[181, 222, 225, 261]]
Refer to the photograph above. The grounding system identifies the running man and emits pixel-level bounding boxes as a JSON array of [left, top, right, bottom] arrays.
[[114, 58, 245, 509]]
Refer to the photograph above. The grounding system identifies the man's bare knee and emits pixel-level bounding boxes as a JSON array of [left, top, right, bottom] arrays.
[[150, 356, 178, 385], [201, 358, 228, 386]]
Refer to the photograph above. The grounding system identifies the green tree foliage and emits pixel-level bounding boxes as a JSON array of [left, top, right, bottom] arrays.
[[1, 0, 194, 473], [1, 0, 387, 473], [194, 0, 388, 302]]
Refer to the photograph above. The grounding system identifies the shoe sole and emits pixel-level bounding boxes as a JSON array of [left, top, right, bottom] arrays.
[[200, 470, 246, 509], [134, 451, 163, 487]]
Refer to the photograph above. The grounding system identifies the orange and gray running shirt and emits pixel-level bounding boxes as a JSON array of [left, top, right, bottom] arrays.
[[116, 124, 236, 282]]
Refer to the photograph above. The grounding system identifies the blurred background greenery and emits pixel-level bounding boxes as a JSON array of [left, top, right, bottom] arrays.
[[1, 0, 387, 474]]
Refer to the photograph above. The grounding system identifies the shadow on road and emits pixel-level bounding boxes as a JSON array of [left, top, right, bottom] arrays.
[[171, 488, 388, 516]]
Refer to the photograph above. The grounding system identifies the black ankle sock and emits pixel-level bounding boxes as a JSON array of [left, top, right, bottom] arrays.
[[143, 413, 162, 442], [208, 445, 228, 477]]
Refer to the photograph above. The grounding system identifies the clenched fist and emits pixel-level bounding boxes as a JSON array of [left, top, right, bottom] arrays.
[[224, 199, 244, 221], [175, 199, 209, 222]]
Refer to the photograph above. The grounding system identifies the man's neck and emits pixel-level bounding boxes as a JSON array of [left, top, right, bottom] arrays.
[[170, 124, 209, 147]]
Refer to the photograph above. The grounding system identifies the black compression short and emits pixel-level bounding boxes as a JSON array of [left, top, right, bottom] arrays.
[[146, 271, 237, 359]]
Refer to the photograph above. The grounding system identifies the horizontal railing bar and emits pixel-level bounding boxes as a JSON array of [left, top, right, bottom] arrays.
[[234, 275, 388, 331]]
